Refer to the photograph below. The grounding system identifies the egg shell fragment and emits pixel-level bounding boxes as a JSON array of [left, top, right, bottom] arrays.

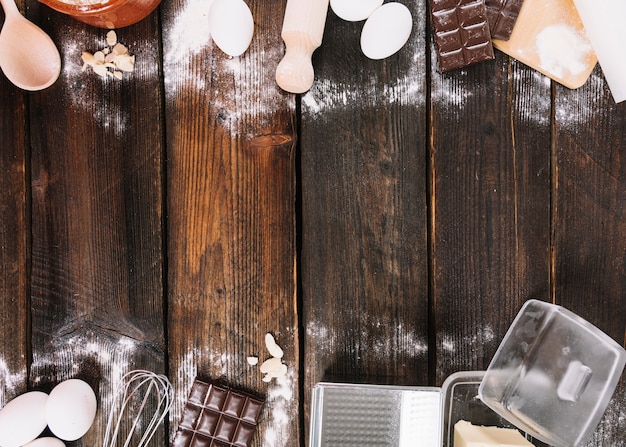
[[23, 438, 66, 447], [0, 391, 48, 447], [46, 379, 97, 441], [360, 2, 413, 60], [264, 332, 284, 359], [260, 357, 284, 374], [247, 356, 259, 366], [209, 0, 254, 57], [330, 0, 384, 21]]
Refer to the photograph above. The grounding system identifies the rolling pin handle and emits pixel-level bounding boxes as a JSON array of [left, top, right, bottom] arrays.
[[275, 0, 329, 94], [276, 34, 316, 94]]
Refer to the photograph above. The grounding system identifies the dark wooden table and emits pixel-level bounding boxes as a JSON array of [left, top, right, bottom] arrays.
[[0, 0, 624, 446]]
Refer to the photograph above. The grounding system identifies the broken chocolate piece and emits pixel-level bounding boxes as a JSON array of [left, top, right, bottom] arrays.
[[173, 379, 265, 447], [430, 0, 495, 71], [485, 0, 525, 40]]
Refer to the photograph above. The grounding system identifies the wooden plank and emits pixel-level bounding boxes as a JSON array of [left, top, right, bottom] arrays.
[[27, 5, 166, 444], [300, 2, 429, 437], [161, 0, 298, 445], [0, 54, 29, 404], [431, 52, 552, 384], [553, 66, 626, 446]]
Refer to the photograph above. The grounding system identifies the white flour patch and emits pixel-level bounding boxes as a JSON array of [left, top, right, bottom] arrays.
[[262, 368, 295, 447], [306, 318, 428, 367], [438, 325, 501, 370], [304, 71, 425, 118], [511, 69, 551, 125], [477, 325, 494, 343], [0, 358, 26, 406], [536, 23, 592, 78], [30, 334, 138, 381], [431, 77, 474, 110], [169, 349, 198, 441], [441, 335, 456, 353], [163, 7, 288, 139], [555, 71, 604, 129], [164, 0, 214, 67]]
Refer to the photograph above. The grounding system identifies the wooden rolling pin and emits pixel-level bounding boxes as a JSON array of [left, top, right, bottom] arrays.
[[275, 0, 330, 94]]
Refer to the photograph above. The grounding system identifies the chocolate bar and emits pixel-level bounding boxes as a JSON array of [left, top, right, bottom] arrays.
[[173, 379, 265, 447], [485, 0, 525, 40], [430, 0, 495, 71]]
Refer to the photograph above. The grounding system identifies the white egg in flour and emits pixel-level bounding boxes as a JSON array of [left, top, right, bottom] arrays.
[[330, 0, 384, 22], [46, 379, 97, 441], [23, 437, 66, 447], [209, 0, 254, 57], [360, 2, 413, 60], [0, 391, 48, 447]]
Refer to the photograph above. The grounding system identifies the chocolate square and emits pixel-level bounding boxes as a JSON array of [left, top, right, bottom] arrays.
[[485, 0, 525, 40], [173, 379, 265, 447], [430, 0, 495, 71]]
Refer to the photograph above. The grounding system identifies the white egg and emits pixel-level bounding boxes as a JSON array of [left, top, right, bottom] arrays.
[[330, 0, 384, 22], [0, 391, 48, 447], [23, 437, 66, 447], [209, 0, 254, 57], [46, 379, 97, 441], [361, 2, 413, 60]]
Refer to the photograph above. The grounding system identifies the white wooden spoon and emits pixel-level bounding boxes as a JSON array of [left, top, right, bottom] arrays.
[[0, 0, 61, 90]]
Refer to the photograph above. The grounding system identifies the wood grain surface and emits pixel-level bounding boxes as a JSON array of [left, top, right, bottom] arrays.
[[0, 0, 623, 446]]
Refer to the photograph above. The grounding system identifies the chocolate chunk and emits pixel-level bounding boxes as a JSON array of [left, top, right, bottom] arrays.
[[485, 0, 525, 40], [430, 0, 495, 71], [173, 379, 265, 447]]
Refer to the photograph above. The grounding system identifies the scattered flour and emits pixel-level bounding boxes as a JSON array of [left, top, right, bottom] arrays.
[[304, 72, 425, 117], [536, 23, 592, 78], [163, 0, 214, 67], [0, 358, 26, 406], [306, 318, 428, 364], [262, 368, 295, 447], [554, 71, 605, 128], [439, 325, 499, 370]]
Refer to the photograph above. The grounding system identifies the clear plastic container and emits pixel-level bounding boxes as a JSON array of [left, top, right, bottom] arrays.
[[309, 373, 534, 447], [441, 372, 535, 447], [309, 301, 625, 447], [38, 0, 161, 28], [479, 299, 626, 447]]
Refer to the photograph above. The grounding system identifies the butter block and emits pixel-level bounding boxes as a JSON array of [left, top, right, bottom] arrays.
[[454, 420, 533, 447]]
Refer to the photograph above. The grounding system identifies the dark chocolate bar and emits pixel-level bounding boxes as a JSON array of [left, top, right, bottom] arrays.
[[485, 0, 525, 40], [173, 379, 265, 447], [430, 0, 495, 71]]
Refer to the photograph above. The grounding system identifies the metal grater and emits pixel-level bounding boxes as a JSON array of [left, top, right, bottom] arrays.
[[310, 383, 441, 447]]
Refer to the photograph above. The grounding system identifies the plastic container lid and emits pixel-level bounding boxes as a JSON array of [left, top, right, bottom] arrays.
[[479, 299, 626, 447]]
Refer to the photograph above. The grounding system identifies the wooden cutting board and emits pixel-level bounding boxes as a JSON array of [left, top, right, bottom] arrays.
[[493, 0, 597, 89]]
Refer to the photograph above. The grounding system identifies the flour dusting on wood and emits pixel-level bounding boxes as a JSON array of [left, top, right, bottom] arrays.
[[163, 0, 213, 67], [535, 23, 593, 79], [555, 71, 605, 129], [438, 325, 497, 370], [0, 358, 26, 406], [306, 318, 428, 362], [262, 368, 295, 447], [303, 73, 425, 117]]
